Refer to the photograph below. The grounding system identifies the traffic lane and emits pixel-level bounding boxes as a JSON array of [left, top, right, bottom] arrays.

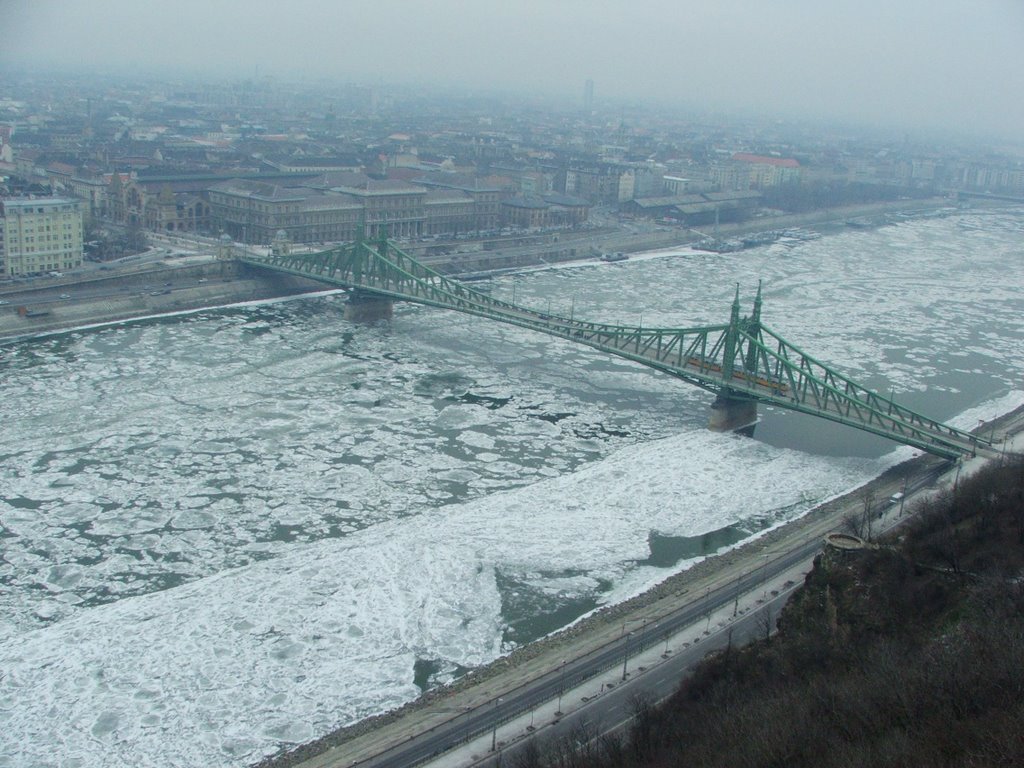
[[366, 529, 845, 767], [0, 276, 225, 306], [377, 568, 801, 768], [489, 589, 798, 768]]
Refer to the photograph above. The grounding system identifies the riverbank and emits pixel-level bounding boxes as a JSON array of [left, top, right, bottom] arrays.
[[0, 260, 330, 343], [0, 196, 965, 344]]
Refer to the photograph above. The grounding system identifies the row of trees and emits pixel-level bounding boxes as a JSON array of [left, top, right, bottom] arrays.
[[84, 221, 147, 261]]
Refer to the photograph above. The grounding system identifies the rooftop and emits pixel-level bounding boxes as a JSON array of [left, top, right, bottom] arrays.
[[2, 196, 79, 210], [732, 152, 800, 168], [208, 179, 307, 201]]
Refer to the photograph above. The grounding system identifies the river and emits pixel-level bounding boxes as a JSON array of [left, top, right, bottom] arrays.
[[1, 208, 1022, 766]]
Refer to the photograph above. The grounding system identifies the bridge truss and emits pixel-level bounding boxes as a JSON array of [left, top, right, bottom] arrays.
[[240, 234, 985, 460]]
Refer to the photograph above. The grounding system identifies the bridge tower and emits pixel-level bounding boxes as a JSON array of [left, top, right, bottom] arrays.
[[708, 284, 759, 432], [271, 229, 291, 258], [216, 233, 235, 261], [343, 223, 394, 322]]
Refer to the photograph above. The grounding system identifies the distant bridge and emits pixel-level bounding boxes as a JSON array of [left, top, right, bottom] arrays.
[[238, 233, 986, 460]]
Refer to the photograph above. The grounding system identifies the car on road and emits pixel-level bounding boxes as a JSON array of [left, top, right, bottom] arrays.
[[59, 294, 71, 299]]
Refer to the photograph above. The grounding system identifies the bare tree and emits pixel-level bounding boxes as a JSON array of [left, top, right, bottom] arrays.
[[757, 606, 775, 643]]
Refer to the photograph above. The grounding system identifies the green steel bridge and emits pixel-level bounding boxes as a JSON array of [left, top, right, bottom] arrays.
[[238, 234, 987, 460]]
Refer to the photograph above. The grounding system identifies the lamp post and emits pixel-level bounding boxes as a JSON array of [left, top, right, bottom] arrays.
[[621, 632, 633, 681], [491, 697, 503, 752], [761, 552, 770, 600], [619, 617, 649, 679], [556, 659, 567, 715]]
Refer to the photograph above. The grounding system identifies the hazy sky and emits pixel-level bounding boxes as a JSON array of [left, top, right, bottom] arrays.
[[3, 0, 1023, 139]]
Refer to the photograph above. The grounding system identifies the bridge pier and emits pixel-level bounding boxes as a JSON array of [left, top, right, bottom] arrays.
[[708, 394, 758, 434], [344, 292, 393, 323]]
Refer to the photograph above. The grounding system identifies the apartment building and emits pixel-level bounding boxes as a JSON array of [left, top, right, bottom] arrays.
[[0, 197, 83, 276]]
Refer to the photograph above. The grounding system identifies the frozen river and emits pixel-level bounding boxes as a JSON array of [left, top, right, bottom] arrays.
[[1, 208, 1023, 766]]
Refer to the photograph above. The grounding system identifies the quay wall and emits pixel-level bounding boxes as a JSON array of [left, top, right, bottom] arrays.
[[0, 261, 329, 342], [0, 197, 976, 343]]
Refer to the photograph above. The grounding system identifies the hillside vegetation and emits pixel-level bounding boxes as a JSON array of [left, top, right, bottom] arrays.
[[521, 455, 1024, 768]]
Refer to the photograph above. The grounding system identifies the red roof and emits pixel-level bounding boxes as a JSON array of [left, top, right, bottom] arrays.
[[732, 153, 800, 168]]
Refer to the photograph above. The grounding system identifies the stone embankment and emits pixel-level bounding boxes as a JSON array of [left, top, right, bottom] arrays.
[[0, 196, 959, 343], [418, 196, 958, 274], [0, 260, 329, 342]]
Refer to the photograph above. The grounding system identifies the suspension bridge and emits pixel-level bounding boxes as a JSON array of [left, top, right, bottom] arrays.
[[237, 232, 987, 460]]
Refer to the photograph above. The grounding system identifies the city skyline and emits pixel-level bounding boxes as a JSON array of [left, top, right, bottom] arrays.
[[3, 0, 1023, 143]]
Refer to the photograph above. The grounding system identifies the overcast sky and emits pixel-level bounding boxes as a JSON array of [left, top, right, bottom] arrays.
[[3, 0, 1023, 140]]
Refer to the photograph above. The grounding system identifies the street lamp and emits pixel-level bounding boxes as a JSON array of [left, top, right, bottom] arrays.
[[761, 552, 770, 601], [621, 632, 634, 681], [556, 659, 567, 715], [491, 697, 503, 752]]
